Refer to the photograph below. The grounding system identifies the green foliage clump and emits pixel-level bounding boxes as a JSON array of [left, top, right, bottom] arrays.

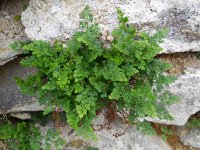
[[160, 127, 173, 141], [11, 6, 179, 139], [87, 146, 99, 150], [186, 118, 200, 128], [0, 121, 65, 150]]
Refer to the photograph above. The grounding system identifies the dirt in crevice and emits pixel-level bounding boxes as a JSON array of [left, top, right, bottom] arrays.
[[157, 52, 200, 75], [155, 53, 200, 149], [190, 111, 200, 119], [152, 120, 200, 150]]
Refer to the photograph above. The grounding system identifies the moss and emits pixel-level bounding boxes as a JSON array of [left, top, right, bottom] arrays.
[[13, 15, 21, 21]]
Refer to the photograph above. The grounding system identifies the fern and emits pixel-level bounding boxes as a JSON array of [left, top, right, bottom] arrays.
[[160, 127, 173, 141], [11, 6, 179, 139], [0, 120, 65, 150]]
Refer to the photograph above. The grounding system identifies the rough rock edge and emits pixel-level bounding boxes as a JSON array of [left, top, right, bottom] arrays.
[[177, 126, 200, 149], [22, 0, 200, 53], [38, 116, 172, 150], [147, 67, 200, 126]]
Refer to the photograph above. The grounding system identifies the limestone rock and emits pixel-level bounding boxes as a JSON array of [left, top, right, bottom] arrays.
[[94, 125, 172, 150], [177, 126, 200, 149], [22, 0, 200, 53], [0, 0, 29, 66], [0, 57, 43, 114], [147, 67, 200, 126], [40, 120, 171, 150]]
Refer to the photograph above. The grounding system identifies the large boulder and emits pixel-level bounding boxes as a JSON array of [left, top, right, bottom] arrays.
[[147, 66, 200, 126], [22, 0, 200, 53], [0, 0, 29, 66], [0, 57, 43, 114]]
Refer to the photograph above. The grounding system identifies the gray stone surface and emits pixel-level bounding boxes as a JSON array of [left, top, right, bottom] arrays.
[[94, 125, 171, 150], [147, 67, 200, 126], [0, 57, 43, 114], [0, 0, 29, 66], [177, 126, 200, 149], [40, 119, 171, 150], [22, 0, 200, 53]]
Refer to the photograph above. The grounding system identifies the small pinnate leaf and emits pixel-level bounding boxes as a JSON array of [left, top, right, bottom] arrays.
[[0, 121, 65, 150]]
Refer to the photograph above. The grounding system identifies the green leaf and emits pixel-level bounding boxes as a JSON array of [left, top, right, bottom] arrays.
[[102, 63, 127, 81], [137, 121, 156, 135], [43, 105, 55, 115]]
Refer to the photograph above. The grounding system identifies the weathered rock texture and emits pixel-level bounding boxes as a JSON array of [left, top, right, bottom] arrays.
[[22, 0, 200, 53], [94, 125, 171, 150], [177, 127, 200, 149], [0, 0, 29, 65], [0, 57, 43, 114], [148, 66, 200, 126], [40, 119, 171, 150]]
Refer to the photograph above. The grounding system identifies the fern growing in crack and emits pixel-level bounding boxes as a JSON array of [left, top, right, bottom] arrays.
[[11, 6, 179, 140]]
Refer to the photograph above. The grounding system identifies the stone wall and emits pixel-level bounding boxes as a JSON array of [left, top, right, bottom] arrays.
[[0, 0, 200, 149]]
